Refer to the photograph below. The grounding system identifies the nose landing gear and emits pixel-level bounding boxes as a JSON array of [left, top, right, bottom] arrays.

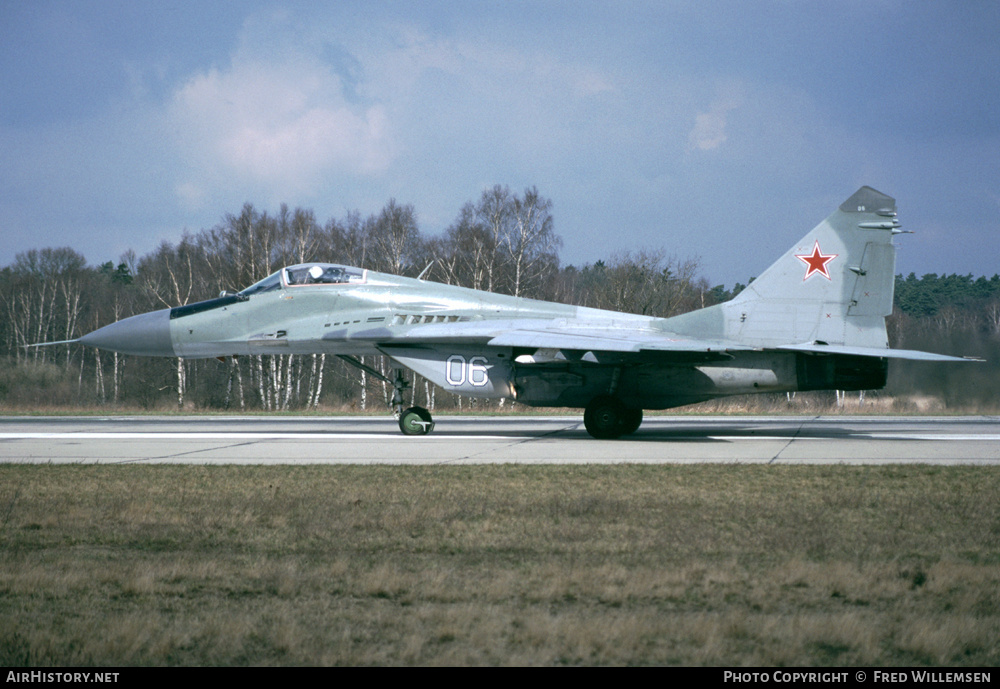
[[391, 368, 434, 435], [338, 355, 436, 435]]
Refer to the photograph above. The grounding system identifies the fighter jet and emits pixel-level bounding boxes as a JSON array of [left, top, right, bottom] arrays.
[[42, 186, 976, 438]]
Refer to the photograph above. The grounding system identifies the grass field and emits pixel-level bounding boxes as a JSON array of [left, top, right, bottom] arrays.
[[1, 464, 998, 666]]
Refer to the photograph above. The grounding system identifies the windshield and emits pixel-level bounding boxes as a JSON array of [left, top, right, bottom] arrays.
[[238, 271, 282, 297]]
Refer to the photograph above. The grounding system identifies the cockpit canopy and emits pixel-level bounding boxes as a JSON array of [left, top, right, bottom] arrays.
[[285, 264, 365, 286], [238, 263, 366, 297]]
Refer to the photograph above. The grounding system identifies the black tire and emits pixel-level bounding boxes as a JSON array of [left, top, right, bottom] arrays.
[[398, 406, 434, 435], [618, 407, 643, 435], [583, 395, 625, 439]]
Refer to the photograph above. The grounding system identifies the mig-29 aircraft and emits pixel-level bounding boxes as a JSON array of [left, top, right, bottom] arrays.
[[41, 187, 975, 438]]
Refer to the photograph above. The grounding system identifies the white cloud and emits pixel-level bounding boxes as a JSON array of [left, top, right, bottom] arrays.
[[688, 86, 743, 152], [168, 42, 394, 207], [360, 26, 616, 114], [174, 181, 207, 212], [689, 109, 729, 151]]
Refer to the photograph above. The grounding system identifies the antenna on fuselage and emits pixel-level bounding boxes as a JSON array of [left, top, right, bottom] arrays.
[[417, 260, 436, 280]]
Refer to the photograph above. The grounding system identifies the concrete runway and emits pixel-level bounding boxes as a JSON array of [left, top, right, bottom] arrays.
[[1, 415, 998, 464]]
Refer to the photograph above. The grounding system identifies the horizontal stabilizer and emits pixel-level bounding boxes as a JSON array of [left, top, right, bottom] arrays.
[[776, 342, 981, 362]]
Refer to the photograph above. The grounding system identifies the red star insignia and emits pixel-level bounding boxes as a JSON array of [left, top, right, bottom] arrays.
[[795, 240, 837, 281]]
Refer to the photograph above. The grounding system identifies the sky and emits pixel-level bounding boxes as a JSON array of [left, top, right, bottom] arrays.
[[2, 0, 998, 288]]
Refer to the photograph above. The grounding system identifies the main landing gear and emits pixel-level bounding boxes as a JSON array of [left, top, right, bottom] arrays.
[[583, 395, 643, 439]]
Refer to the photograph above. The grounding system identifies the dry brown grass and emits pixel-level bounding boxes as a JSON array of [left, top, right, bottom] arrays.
[[0, 465, 998, 665]]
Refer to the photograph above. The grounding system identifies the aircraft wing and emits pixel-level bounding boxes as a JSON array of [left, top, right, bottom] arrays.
[[381, 318, 748, 361]]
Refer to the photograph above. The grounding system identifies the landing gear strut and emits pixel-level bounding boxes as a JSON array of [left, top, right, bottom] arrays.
[[338, 356, 435, 436], [583, 395, 642, 439]]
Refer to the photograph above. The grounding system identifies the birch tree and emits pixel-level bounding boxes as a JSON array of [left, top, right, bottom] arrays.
[[506, 186, 560, 297]]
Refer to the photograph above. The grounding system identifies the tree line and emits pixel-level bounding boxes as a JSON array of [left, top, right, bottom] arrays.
[[1, 185, 996, 411]]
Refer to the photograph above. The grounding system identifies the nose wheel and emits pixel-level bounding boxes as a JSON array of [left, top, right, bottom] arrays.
[[391, 368, 435, 435], [399, 406, 434, 435]]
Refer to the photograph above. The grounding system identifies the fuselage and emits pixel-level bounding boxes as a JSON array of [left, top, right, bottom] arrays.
[[77, 262, 886, 411]]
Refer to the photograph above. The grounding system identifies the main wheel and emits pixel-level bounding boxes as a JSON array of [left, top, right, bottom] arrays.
[[618, 408, 643, 435], [399, 406, 434, 435], [583, 395, 625, 439]]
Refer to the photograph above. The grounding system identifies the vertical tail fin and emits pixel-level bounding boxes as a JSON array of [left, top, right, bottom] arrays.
[[722, 186, 898, 348]]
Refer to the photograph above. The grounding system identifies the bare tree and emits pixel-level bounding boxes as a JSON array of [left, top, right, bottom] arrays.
[[286, 207, 322, 265], [366, 199, 421, 276], [506, 186, 560, 297], [435, 201, 497, 290], [576, 250, 704, 317], [434, 185, 560, 299], [477, 185, 513, 293], [4, 248, 87, 364]]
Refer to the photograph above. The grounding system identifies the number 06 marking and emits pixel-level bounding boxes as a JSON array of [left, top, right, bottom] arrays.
[[446, 354, 489, 387]]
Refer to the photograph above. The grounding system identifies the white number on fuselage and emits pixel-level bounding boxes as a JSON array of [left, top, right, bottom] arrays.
[[445, 354, 489, 387]]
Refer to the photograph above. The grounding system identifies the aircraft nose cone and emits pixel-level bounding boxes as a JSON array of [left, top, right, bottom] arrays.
[[79, 309, 174, 356]]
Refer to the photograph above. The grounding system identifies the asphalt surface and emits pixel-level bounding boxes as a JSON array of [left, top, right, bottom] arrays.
[[1, 415, 998, 465]]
